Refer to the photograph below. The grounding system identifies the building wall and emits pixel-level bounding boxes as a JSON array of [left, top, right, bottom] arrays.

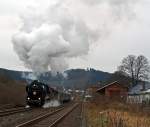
[[105, 83, 128, 97], [127, 94, 150, 104]]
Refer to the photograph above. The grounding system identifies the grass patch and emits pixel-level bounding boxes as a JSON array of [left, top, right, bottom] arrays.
[[84, 99, 150, 127]]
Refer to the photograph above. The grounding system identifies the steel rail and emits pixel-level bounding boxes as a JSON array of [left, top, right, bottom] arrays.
[[0, 104, 14, 110], [16, 103, 78, 127], [49, 103, 79, 127], [0, 107, 31, 117], [16, 107, 64, 127]]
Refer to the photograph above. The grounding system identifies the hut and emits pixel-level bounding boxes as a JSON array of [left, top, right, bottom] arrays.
[[96, 81, 128, 97]]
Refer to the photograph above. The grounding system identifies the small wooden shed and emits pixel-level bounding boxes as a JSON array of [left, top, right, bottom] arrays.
[[96, 81, 128, 97]]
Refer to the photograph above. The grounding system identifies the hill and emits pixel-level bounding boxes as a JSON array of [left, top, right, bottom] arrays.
[[0, 73, 26, 105], [0, 68, 112, 89]]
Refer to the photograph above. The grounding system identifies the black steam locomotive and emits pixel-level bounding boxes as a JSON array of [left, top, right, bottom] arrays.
[[26, 80, 71, 106]]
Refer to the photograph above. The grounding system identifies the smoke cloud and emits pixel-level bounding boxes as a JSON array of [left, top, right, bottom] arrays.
[[12, 1, 98, 74], [12, 0, 138, 74]]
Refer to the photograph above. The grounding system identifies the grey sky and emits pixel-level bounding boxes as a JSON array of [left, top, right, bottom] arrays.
[[0, 0, 150, 73]]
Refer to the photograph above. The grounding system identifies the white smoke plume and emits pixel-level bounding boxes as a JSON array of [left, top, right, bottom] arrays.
[[12, 0, 138, 74], [22, 72, 37, 80], [12, 1, 98, 74], [43, 100, 60, 108]]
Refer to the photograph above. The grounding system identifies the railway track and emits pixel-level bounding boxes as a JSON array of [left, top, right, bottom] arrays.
[[0, 104, 15, 110], [0, 107, 31, 117], [16, 103, 79, 127]]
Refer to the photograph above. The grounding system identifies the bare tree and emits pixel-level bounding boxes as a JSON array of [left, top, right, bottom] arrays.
[[135, 55, 150, 83], [118, 55, 150, 86]]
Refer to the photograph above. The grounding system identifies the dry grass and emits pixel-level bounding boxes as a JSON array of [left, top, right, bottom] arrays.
[[106, 110, 150, 127], [84, 97, 150, 127], [0, 75, 26, 105]]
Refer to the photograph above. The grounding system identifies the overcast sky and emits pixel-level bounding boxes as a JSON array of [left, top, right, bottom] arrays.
[[0, 0, 150, 73]]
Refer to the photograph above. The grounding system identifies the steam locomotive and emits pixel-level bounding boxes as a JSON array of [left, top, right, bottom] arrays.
[[26, 80, 71, 106]]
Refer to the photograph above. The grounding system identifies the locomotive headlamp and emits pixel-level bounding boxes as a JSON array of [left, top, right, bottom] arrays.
[[33, 91, 36, 95], [38, 98, 41, 100], [27, 97, 30, 100]]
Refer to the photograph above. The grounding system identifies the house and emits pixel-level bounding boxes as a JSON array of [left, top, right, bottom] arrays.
[[128, 82, 150, 94], [96, 81, 128, 97], [127, 82, 150, 104]]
